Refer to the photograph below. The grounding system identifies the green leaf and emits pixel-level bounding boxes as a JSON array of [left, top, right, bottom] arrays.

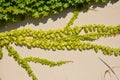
[[2, 2, 10, 7], [18, 3, 25, 8], [5, 6, 13, 13], [63, 3, 69, 8], [43, 5, 50, 11], [3, 14, 9, 21], [24, 0, 31, 4], [0, 13, 4, 19], [13, 8, 20, 15], [56, 2, 62, 7], [32, 12, 39, 18]]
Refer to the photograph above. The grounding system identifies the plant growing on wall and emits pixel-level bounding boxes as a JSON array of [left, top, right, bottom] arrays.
[[0, 0, 120, 80], [0, 0, 111, 25], [0, 9, 120, 80]]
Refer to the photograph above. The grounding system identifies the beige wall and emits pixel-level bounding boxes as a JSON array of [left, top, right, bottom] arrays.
[[0, 1, 120, 80]]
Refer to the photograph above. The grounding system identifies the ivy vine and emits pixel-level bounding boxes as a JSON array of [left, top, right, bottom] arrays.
[[5, 45, 72, 80], [1, 24, 120, 56], [0, 7, 120, 80]]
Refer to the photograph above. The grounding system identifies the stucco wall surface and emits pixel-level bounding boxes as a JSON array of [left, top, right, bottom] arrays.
[[0, 1, 120, 80]]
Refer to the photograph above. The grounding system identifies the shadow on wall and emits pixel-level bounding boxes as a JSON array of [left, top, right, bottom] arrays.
[[0, 0, 118, 32], [0, 8, 74, 32], [92, 0, 118, 8]]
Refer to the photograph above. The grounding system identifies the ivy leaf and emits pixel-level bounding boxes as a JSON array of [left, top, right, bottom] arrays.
[[34, 2, 41, 7], [43, 5, 50, 11], [42, 11, 49, 17], [6, 6, 13, 13], [63, 3, 69, 8], [32, 12, 39, 18], [2, 2, 10, 7], [38, 7, 43, 11], [19, 10, 26, 14], [0, 13, 4, 19], [56, 2, 62, 7], [18, 3, 25, 8], [25, 0, 31, 4], [68, 1, 73, 4], [13, 8, 20, 15], [3, 14, 9, 21]]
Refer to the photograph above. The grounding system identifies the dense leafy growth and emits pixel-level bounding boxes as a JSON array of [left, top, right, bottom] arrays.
[[0, 9, 120, 80], [0, 24, 120, 56], [0, 0, 109, 25]]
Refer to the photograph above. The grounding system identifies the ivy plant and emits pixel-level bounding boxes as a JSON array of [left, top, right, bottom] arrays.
[[0, 9, 120, 80], [0, 0, 111, 25]]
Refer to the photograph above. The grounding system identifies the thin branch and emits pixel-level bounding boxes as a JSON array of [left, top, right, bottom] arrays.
[[23, 57, 73, 67], [98, 57, 119, 80]]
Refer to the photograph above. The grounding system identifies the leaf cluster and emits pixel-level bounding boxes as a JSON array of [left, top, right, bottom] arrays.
[[0, 0, 109, 25], [0, 24, 120, 56], [6, 45, 38, 80], [0, 8, 119, 80]]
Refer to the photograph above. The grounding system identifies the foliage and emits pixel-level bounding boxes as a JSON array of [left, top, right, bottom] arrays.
[[66, 9, 80, 27], [0, 9, 120, 80], [0, 0, 110, 25], [5, 45, 71, 80], [0, 24, 120, 56]]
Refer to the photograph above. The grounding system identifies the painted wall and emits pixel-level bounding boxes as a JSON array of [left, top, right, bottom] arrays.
[[0, 1, 120, 80]]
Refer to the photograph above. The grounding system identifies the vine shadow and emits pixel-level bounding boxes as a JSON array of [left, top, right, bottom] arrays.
[[0, 0, 119, 32]]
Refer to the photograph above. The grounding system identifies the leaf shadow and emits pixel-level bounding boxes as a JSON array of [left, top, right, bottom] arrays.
[[0, 0, 119, 32]]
